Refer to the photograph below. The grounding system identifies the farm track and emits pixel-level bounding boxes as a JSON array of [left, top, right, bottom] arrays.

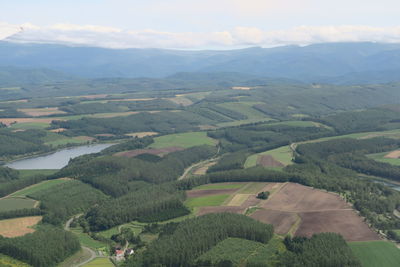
[[178, 145, 220, 180], [65, 215, 108, 267]]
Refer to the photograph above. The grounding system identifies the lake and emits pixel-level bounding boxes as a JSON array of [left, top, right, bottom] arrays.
[[5, 143, 114, 170]]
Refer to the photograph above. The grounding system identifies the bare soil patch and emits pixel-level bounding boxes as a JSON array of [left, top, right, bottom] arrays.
[[385, 150, 400, 159], [232, 86, 253, 90], [295, 210, 380, 241], [125, 132, 159, 138], [250, 209, 298, 235], [257, 183, 379, 241], [108, 98, 155, 102], [197, 206, 245, 216], [114, 147, 184, 158], [262, 183, 349, 212], [0, 216, 42, 237], [50, 128, 67, 133], [79, 94, 108, 99], [18, 107, 66, 117], [193, 162, 217, 175], [0, 118, 57, 126], [186, 189, 239, 198], [257, 155, 284, 167]]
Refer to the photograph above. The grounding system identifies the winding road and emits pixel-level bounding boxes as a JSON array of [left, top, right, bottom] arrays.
[[64, 215, 98, 267]]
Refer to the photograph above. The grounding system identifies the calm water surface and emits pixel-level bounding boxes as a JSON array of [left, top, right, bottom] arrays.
[[6, 143, 114, 169]]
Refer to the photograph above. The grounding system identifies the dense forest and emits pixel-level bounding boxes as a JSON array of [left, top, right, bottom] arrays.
[[55, 145, 217, 196], [0, 226, 80, 267], [281, 233, 361, 267], [126, 213, 274, 267]]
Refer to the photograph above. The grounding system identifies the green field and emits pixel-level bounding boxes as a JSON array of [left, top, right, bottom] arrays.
[[42, 132, 90, 146], [349, 241, 400, 267], [9, 122, 50, 130], [11, 179, 70, 197], [57, 248, 92, 267], [185, 194, 230, 208], [0, 197, 37, 212], [245, 145, 293, 168], [217, 102, 267, 120], [0, 253, 31, 267], [193, 183, 244, 190], [367, 152, 400, 166], [197, 237, 285, 265], [70, 227, 107, 250], [217, 118, 273, 127], [98, 221, 145, 239], [82, 257, 114, 267], [150, 132, 216, 148]]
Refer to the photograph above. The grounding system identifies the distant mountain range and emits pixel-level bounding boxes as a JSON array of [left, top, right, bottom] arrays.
[[0, 41, 400, 85]]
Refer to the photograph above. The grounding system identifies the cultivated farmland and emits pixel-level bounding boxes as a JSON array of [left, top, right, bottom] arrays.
[[349, 241, 400, 267], [0, 197, 37, 212], [186, 182, 380, 242], [0, 216, 42, 237]]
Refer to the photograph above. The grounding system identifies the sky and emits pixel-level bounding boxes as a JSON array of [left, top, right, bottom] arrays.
[[1, 0, 400, 49]]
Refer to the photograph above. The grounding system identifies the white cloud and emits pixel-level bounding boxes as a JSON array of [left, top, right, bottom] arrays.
[[2, 22, 400, 49]]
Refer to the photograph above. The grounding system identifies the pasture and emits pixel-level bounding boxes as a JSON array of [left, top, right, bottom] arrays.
[[82, 257, 114, 267], [70, 227, 106, 250], [349, 241, 400, 267], [11, 179, 69, 197], [0, 216, 42, 237], [0, 197, 37, 212], [150, 132, 216, 149], [58, 248, 93, 267]]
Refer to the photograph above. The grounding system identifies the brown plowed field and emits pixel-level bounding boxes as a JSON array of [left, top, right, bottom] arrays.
[[257, 155, 284, 167], [257, 183, 379, 241], [197, 206, 245, 216], [385, 150, 400, 159], [114, 147, 184, 158], [186, 189, 239, 198], [251, 209, 298, 235], [262, 183, 349, 212], [295, 210, 380, 241], [0, 216, 42, 237]]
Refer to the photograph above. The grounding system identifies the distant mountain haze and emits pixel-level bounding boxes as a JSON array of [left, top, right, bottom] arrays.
[[0, 41, 399, 84]]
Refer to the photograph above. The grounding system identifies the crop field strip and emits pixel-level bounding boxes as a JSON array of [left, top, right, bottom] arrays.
[[0, 216, 42, 237]]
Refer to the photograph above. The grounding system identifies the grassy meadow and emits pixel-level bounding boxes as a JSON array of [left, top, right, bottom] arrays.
[[349, 241, 400, 267], [150, 132, 216, 148]]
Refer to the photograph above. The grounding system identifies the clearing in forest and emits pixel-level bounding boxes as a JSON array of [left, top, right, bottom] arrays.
[[385, 150, 400, 159], [125, 131, 159, 138], [245, 146, 293, 168], [0, 216, 42, 237]]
